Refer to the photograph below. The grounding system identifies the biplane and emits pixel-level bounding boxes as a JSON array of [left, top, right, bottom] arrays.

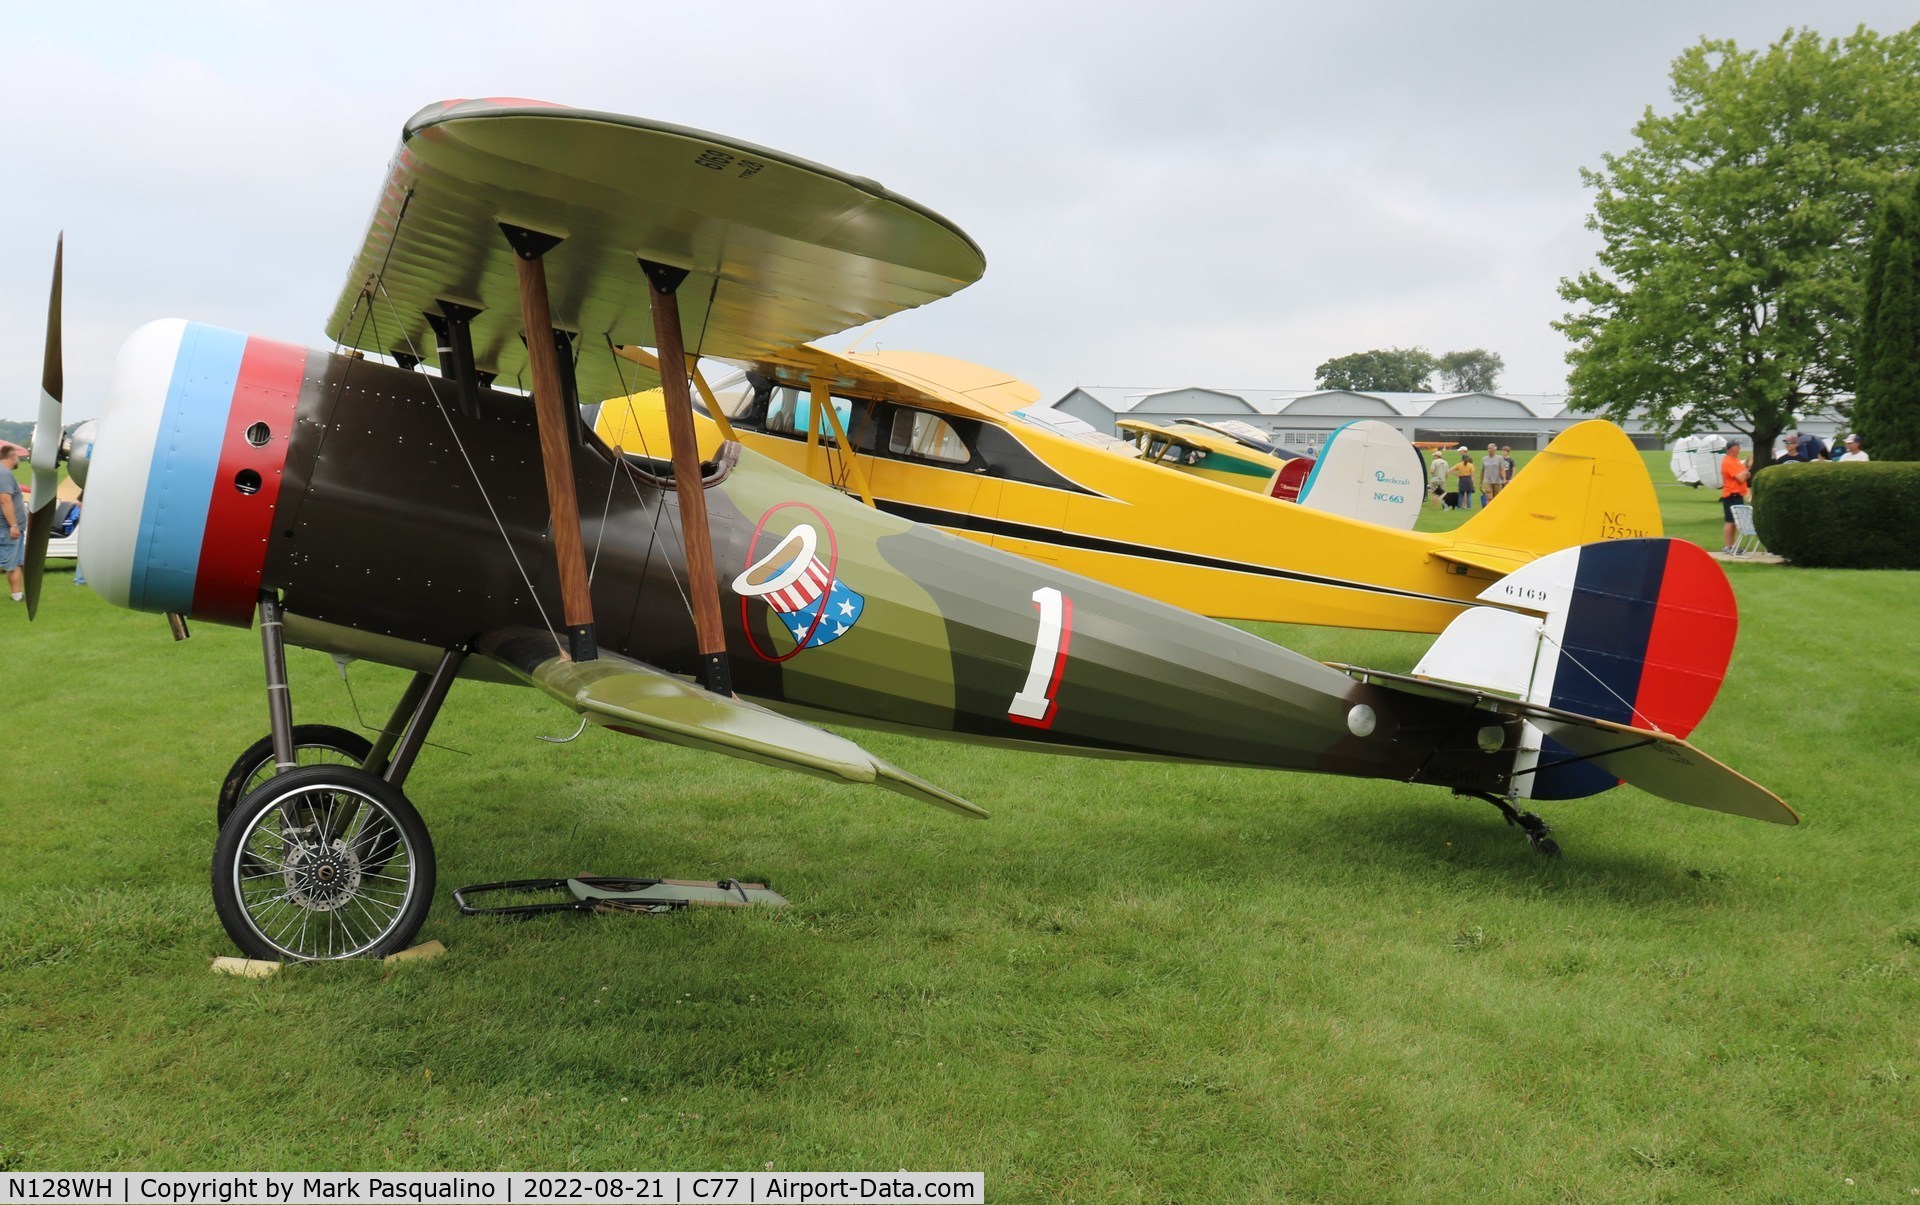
[[596, 343, 1662, 633], [21, 100, 1792, 963]]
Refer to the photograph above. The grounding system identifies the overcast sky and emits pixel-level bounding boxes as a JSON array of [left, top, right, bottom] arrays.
[[2, 0, 1915, 421]]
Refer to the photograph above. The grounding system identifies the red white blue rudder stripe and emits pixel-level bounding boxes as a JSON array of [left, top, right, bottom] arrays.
[[81, 319, 305, 627], [1412, 538, 1738, 801]]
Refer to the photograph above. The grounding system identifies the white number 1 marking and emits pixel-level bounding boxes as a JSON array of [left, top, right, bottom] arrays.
[[1009, 587, 1072, 728]]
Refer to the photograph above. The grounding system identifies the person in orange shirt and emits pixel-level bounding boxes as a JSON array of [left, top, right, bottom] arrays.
[[1719, 438, 1750, 553]]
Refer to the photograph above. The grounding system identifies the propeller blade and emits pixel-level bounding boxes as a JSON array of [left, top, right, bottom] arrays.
[[23, 234, 63, 619]]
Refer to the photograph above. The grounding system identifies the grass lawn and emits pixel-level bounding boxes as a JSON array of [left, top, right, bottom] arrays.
[[3, 457, 1918, 1199]]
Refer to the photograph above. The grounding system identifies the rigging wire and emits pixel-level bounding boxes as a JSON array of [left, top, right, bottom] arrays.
[[332, 657, 466, 757], [370, 277, 566, 659], [306, 186, 418, 540], [594, 264, 729, 634], [602, 334, 695, 629], [1533, 629, 1666, 734]]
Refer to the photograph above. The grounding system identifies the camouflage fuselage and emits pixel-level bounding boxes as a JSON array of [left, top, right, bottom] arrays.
[[84, 323, 1512, 795]]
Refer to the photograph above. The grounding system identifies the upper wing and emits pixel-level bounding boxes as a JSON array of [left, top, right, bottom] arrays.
[[477, 629, 986, 820], [327, 99, 987, 408]]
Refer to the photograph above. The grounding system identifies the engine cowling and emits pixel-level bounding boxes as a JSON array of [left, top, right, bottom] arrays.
[[82, 319, 309, 626]]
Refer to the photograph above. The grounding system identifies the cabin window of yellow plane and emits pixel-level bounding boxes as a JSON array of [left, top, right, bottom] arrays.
[[766, 387, 853, 444], [709, 372, 757, 419], [889, 410, 970, 464]]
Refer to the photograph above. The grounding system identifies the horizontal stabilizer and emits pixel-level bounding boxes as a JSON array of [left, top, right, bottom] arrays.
[[478, 629, 986, 819], [1528, 715, 1797, 825], [1330, 664, 1794, 825], [1429, 543, 1533, 579]]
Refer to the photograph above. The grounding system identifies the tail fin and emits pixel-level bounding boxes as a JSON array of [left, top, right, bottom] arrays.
[[1412, 538, 1751, 805], [1294, 419, 1426, 530], [1432, 421, 1662, 578]]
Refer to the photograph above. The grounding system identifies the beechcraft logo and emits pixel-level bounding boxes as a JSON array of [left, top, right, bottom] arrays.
[[736, 503, 865, 661]]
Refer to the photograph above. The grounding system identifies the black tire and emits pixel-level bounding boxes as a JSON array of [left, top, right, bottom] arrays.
[[216, 724, 374, 830], [212, 766, 435, 961]]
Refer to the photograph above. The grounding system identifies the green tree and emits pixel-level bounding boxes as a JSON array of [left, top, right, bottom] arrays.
[[1314, 347, 1438, 392], [1555, 26, 1920, 466], [1854, 173, 1920, 459], [1436, 349, 1505, 393]]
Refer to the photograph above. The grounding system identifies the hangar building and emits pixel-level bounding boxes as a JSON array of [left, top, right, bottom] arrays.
[[1045, 386, 1845, 453]]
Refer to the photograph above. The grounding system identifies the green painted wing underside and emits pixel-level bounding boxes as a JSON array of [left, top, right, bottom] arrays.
[[327, 100, 987, 408], [477, 630, 985, 820]]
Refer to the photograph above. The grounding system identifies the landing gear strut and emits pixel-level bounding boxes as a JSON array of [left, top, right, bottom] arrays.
[[1465, 791, 1560, 857], [210, 593, 466, 959]]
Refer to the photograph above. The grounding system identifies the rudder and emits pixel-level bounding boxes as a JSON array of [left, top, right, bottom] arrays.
[[1414, 537, 1737, 800]]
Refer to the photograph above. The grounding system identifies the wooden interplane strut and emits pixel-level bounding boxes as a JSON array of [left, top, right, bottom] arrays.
[[503, 224, 598, 662], [641, 259, 732, 695]]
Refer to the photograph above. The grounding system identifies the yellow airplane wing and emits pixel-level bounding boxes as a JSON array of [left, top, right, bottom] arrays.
[[742, 344, 1038, 423]]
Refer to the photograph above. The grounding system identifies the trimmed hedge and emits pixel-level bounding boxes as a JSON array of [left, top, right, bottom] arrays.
[[1751, 461, 1920, 568]]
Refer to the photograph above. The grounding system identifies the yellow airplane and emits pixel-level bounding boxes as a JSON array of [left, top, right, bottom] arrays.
[[597, 344, 1661, 634]]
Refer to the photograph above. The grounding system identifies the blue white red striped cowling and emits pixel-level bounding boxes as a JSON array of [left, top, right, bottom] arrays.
[[82, 319, 304, 627]]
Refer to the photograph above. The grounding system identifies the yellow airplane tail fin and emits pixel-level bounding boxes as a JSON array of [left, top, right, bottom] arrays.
[[1435, 420, 1661, 576]]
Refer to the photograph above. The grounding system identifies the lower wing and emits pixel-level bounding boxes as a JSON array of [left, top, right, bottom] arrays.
[[477, 628, 985, 819]]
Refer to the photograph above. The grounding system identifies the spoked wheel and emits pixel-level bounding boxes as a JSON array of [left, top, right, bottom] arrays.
[[216, 724, 374, 830], [212, 766, 434, 961]]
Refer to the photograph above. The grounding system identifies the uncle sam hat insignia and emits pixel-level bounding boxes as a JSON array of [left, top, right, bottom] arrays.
[[733, 519, 864, 654]]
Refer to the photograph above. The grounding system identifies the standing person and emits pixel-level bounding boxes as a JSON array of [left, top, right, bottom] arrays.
[[1452, 451, 1476, 511], [1839, 433, 1870, 462], [1427, 450, 1449, 509], [1481, 441, 1508, 503], [1719, 438, 1750, 553], [0, 444, 24, 602]]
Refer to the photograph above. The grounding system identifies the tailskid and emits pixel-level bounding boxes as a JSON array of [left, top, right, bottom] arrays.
[[1461, 791, 1560, 857]]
